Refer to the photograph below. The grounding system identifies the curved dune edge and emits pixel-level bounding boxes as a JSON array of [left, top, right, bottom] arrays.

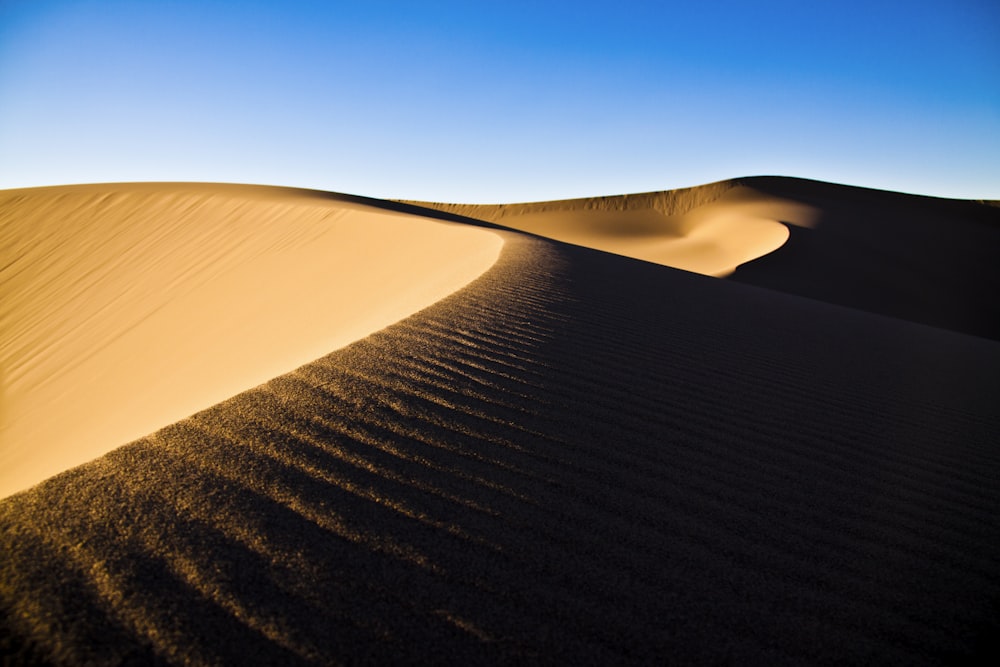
[[404, 182, 819, 277], [0, 183, 503, 499]]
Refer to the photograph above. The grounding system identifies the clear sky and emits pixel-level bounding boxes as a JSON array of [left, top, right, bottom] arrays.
[[1, 0, 998, 201]]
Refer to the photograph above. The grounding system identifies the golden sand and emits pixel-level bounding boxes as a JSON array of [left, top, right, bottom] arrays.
[[0, 183, 502, 498]]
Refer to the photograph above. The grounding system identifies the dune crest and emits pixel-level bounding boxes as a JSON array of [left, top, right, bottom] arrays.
[[0, 183, 503, 498]]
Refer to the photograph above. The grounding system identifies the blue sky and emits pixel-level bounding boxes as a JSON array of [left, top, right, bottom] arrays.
[[1, 0, 998, 201]]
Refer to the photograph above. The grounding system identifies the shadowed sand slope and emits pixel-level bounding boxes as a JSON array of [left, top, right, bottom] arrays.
[[727, 177, 1000, 340], [408, 177, 1000, 339], [0, 184, 502, 498], [3, 230, 999, 664]]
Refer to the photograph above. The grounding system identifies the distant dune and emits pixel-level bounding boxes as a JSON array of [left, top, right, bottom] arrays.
[[2, 178, 999, 664], [407, 176, 1000, 339], [403, 179, 809, 277]]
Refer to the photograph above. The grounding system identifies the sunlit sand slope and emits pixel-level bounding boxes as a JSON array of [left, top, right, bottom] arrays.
[[404, 180, 811, 277], [411, 178, 1000, 340], [0, 184, 502, 498], [3, 233, 998, 664]]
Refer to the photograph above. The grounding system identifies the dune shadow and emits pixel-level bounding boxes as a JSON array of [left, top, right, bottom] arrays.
[[726, 178, 1000, 340]]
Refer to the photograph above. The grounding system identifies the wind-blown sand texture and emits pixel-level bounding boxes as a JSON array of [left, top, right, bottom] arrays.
[[2, 178, 999, 664]]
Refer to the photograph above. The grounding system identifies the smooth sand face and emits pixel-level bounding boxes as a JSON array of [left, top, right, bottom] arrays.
[[0, 184, 503, 498], [406, 185, 819, 276]]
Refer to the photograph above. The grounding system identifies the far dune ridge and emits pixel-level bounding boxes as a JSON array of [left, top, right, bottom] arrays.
[[404, 180, 819, 276], [0, 183, 503, 499]]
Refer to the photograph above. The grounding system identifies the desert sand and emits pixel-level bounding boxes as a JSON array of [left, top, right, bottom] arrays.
[[2, 177, 999, 664], [0, 184, 502, 498]]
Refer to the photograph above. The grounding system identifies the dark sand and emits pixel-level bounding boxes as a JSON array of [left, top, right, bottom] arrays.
[[3, 183, 1000, 664], [727, 177, 1000, 340]]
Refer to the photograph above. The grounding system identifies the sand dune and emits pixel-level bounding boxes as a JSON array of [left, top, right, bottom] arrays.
[[2, 179, 999, 664], [0, 184, 502, 498], [404, 181, 817, 277]]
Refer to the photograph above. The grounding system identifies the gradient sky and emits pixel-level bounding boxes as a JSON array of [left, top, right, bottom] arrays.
[[1, 0, 998, 201]]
